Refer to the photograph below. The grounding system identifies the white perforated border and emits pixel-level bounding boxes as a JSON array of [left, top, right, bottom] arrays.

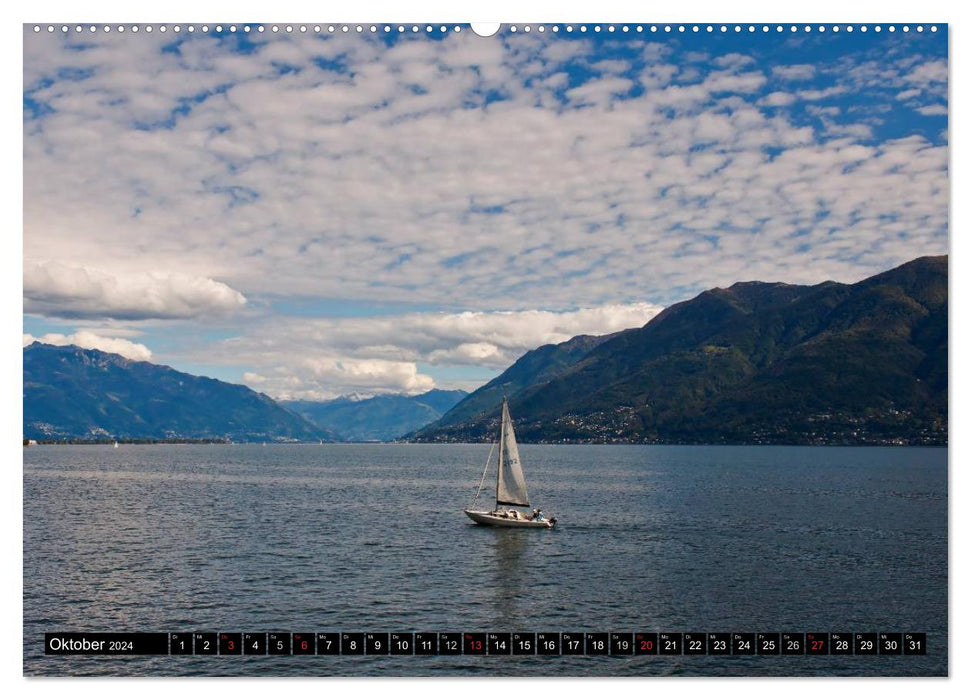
[[29, 23, 941, 35]]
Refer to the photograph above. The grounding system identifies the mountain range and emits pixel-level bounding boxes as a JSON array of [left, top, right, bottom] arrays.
[[22, 342, 331, 442], [22, 342, 467, 443], [23, 255, 947, 446], [412, 255, 947, 446], [282, 390, 466, 442]]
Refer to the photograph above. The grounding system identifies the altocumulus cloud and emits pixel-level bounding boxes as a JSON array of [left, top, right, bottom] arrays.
[[23, 29, 948, 312], [23, 331, 153, 362], [24, 260, 247, 320]]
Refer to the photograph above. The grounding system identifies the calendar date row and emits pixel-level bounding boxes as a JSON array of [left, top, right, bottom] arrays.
[[46, 632, 926, 656]]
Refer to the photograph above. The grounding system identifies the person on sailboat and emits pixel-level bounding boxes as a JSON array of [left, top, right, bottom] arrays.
[[533, 508, 545, 522]]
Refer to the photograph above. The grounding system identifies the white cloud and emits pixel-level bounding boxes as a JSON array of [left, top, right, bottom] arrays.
[[244, 358, 435, 401], [24, 260, 246, 320], [713, 53, 756, 70], [905, 60, 947, 86], [591, 59, 631, 75], [772, 64, 816, 81], [795, 86, 848, 101], [23, 331, 153, 361], [428, 342, 505, 365], [703, 70, 766, 94], [565, 76, 636, 105], [72, 326, 146, 339], [197, 302, 663, 399], [760, 91, 796, 107]]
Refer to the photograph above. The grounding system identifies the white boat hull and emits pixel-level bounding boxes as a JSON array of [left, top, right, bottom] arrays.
[[464, 509, 556, 528]]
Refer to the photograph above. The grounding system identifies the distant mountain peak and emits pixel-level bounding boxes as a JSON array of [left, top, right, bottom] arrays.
[[282, 388, 468, 442]]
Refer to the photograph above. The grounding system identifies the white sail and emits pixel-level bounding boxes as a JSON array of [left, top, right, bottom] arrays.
[[496, 400, 530, 507]]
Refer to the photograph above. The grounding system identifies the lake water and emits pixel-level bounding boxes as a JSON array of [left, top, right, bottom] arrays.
[[23, 444, 947, 676]]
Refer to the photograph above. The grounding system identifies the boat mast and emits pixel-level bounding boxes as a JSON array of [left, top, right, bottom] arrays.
[[495, 397, 506, 509]]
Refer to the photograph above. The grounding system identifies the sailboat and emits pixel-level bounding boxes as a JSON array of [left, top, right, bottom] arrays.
[[464, 398, 557, 528]]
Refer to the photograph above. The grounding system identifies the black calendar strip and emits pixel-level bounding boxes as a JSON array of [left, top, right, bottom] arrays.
[[45, 632, 926, 656]]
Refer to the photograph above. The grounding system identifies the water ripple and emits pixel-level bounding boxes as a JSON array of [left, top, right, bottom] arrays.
[[24, 444, 947, 676]]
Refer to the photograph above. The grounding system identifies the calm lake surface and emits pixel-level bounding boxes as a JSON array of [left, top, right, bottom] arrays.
[[23, 444, 947, 676]]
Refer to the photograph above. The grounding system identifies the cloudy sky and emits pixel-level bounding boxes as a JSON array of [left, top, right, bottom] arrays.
[[22, 23, 948, 400]]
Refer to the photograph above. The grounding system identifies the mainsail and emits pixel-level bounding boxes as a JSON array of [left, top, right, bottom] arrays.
[[496, 399, 530, 507]]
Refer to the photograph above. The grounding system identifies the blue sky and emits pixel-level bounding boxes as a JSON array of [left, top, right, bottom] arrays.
[[23, 23, 948, 398]]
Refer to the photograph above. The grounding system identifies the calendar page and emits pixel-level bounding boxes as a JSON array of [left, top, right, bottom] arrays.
[[23, 20, 948, 678]]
